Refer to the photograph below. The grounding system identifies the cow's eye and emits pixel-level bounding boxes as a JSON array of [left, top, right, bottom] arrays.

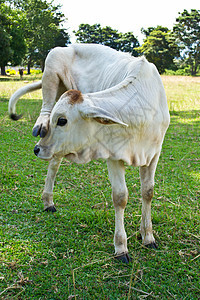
[[57, 117, 67, 126]]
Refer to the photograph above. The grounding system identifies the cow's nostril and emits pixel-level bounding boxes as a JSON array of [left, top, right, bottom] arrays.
[[34, 145, 40, 156]]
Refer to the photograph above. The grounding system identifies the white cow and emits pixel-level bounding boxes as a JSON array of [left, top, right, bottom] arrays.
[[9, 43, 145, 138], [33, 56, 170, 263]]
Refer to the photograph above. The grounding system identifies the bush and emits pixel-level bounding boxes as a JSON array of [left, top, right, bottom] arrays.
[[31, 69, 42, 74], [24, 69, 42, 75], [164, 68, 191, 76], [6, 69, 16, 75]]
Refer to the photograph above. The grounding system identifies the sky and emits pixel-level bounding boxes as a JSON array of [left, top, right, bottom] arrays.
[[57, 0, 199, 43]]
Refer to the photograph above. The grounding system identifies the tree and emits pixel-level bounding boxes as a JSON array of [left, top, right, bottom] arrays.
[[0, 27, 12, 75], [136, 26, 179, 73], [0, 0, 70, 75], [141, 27, 156, 38], [0, 2, 26, 75], [117, 32, 140, 56], [12, 0, 70, 72], [74, 24, 139, 56], [74, 24, 102, 44], [173, 9, 200, 75]]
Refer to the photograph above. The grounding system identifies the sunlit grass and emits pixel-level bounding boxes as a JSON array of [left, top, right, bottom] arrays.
[[0, 74, 42, 100], [162, 75, 200, 111]]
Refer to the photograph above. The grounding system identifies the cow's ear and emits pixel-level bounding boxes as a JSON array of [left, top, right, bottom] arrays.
[[79, 106, 128, 127]]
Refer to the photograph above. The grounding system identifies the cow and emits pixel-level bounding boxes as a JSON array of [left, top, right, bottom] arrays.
[[33, 56, 170, 263], [9, 43, 148, 138]]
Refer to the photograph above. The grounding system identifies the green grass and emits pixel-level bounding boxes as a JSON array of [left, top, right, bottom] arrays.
[[0, 75, 199, 299]]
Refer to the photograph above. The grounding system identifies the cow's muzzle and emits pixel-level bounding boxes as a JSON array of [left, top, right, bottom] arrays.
[[34, 145, 40, 156]]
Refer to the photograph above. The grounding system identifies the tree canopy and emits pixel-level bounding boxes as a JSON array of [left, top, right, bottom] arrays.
[[173, 9, 200, 75], [74, 24, 140, 56], [136, 26, 180, 73], [0, 2, 27, 74], [0, 0, 70, 74], [13, 0, 70, 72]]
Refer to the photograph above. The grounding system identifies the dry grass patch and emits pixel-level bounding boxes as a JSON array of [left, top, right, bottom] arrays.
[[162, 75, 200, 111]]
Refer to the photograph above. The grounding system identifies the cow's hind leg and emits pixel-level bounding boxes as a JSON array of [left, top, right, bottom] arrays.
[[139, 153, 160, 248], [42, 157, 62, 212], [107, 159, 130, 263], [32, 68, 64, 138]]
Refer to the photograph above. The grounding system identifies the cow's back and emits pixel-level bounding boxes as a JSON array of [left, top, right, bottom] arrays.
[[70, 44, 135, 93]]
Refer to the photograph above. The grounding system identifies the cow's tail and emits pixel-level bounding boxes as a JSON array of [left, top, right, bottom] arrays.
[[8, 80, 42, 120]]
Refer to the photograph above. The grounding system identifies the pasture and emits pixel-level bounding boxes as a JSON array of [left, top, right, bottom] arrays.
[[0, 75, 199, 299]]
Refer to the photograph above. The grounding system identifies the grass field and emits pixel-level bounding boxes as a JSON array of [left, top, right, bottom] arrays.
[[0, 75, 199, 299]]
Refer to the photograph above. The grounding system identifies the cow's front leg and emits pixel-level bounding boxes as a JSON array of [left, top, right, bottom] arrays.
[[139, 153, 160, 248], [107, 159, 130, 263], [42, 156, 62, 212]]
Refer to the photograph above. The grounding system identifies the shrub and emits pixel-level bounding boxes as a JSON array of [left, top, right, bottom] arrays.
[[6, 69, 16, 75], [164, 68, 191, 76], [24, 69, 42, 75], [31, 69, 42, 74]]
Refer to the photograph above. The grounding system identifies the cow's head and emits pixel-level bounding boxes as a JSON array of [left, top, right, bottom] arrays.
[[34, 90, 127, 161]]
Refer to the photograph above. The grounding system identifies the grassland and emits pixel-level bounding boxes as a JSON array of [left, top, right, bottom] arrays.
[[0, 75, 199, 299]]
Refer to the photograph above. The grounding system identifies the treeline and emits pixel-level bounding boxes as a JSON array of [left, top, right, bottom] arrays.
[[0, 0, 199, 75]]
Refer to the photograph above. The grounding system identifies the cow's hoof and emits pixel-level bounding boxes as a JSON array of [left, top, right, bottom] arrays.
[[145, 242, 158, 249], [114, 252, 131, 264], [40, 127, 48, 138], [10, 113, 22, 121], [32, 125, 41, 137], [44, 206, 57, 213]]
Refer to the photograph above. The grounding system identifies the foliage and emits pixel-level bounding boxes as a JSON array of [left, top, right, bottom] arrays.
[[0, 26, 12, 74], [0, 2, 26, 75], [164, 68, 190, 76], [74, 23, 140, 56], [0, 75, 199, 298], [141, 26, 156, 37], [24, 69, 42, 75], [6, 68, 16, 75], [173, 9, 200, 76], [5, 68, 42, 76], [136, 26, 180, 73], [0, 0, 70, 74], [1, 6, 200, 76], [12, 0, 70, 71]]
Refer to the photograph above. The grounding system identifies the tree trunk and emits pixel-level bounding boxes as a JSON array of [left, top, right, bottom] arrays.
[[40, 59, 45, 72], [27, 62, 31, 75], [191, 64, 195, 76], [1, 66, 6, 76], [194, 58, 198, 76]]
